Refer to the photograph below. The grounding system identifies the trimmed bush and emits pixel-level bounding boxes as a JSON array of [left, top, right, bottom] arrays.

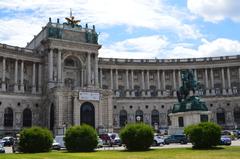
[[64, 125, 98, 152], [120, 123, 154, 151], [19, 126, 53, 153], [184, 122, 221, 149]]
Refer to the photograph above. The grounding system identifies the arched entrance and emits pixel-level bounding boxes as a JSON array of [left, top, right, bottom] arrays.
[[50, 103, 55, 131], [80, 102, 95, 128]]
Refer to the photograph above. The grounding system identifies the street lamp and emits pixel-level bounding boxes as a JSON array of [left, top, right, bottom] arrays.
[[136, 116, 141, 123]]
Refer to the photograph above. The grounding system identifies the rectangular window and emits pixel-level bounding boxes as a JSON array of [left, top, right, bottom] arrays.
[[200, 115, 208, 122], [178, 117, 184, 127]]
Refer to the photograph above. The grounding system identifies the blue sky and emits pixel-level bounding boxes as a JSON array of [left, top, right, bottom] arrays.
[[0, 0, 239, 59]]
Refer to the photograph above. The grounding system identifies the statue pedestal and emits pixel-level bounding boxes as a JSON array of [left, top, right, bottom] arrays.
[[168, 111, 211, 135]]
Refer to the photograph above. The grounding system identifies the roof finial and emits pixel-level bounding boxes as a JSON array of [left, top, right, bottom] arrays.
[[70, 8, 72, 18]]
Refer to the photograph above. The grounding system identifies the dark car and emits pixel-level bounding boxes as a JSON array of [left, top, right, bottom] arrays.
[[164, 134, 188, 144], [2, 136, 14, 146], [220, 135, 231, 146]]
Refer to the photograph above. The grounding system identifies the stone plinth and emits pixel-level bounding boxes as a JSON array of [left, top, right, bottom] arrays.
[[168, 111, 212, 135]]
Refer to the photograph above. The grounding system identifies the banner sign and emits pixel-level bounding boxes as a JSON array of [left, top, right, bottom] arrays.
[[79, 91, 100, 101]]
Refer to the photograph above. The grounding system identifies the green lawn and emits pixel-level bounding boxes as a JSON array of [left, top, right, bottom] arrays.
[[2, 146, 240, 159]]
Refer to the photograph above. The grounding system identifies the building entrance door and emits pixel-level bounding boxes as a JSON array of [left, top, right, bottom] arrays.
[[80, 102, 95, 128]]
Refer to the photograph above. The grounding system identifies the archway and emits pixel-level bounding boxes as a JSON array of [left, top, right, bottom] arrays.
[[80, 102, 95, 128], [151, 109, 159, 127], [216, 108, 225, 125], [50, 103, 55, 131], [23, 108, 32, 127], [135, 109, 143, 122], [4, 107, 13, 127], [234, 107, 240, 124], [119, 110, 127, 127]]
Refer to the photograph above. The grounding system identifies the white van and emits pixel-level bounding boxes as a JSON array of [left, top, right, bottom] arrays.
[[54, 135, 65, 148]]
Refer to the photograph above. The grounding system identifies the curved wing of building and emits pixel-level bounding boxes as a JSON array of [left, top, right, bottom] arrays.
[[0, 18, 239, 135]]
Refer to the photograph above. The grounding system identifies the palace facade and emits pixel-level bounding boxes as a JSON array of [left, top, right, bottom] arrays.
[[0, 18, 240, 135]]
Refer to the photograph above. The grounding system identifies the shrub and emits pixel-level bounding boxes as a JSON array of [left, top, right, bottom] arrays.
[[120, 123, 154, 151], [64, 125, 98, 152], [184, 122, 221, 149], [19, 126, 53, 153]]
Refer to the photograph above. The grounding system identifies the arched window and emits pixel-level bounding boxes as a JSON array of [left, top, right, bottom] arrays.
[[135, 109, 143, 122], [217, 108, 225, 125], [64, 58, 75, 67], [23, 108, 32, 127], [234, 107, 240, 124], [151, 109, 159, 126], [119, 110, 127, 127], [4, 107, 13, 127]]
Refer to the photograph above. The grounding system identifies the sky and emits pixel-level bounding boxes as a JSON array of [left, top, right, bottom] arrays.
[[0, 0, 240, 59]]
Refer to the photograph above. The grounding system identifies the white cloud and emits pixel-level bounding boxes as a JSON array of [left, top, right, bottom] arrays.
[[100, 37, 240, 59], [0, 0, 202, 44], [166, 38, 240, 58], [0, 18, 44, 47], [187, 0, 240, 22], [99, 35, 168, 59]]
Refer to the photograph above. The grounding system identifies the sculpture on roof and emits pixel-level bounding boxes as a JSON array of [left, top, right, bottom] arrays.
[[65, 9, 80, 28]]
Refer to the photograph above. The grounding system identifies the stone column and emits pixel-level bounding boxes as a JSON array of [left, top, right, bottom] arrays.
[[115, 69, 118, 90], [210, 68, 215, 95], [38, 64, 42, 93], [125, 69, 130, 97], [80, 69, 84, 87], [14, 59, 18, 92], [146, 70, 151, 96], [94, 53, 98, 87], [162, 70, 166, 96], [178, 70, 181, 87], [110, 69, 113, 89], [205, 68, 210, 95], [87, 52, 91, 85], [131, 70, 135, 97], [173, 70, 176, 97], [73, 95, 80, 125], [2, 57, 6, 91], [57, 49, 62, 83], [239, 67, 240, 89], [194, 69, 198, 95], [227, 67, 232, 95], [48, 49, 53, 81], [157, 70, 161, 96], [99, 68, 102, 88], [20, 61, 24, 92], [141, 70, 145, 96], [221, 68, 226, 95], [32, 62, 36, 94]]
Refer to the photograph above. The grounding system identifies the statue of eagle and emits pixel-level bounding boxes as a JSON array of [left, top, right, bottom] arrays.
[[65, 16, 80, 26]]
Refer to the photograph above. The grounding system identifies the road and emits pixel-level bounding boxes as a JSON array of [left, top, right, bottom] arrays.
[[4, 139, 240, 153]]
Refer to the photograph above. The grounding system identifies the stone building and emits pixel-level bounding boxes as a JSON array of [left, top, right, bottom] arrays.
[[0, 18, 240, 135]]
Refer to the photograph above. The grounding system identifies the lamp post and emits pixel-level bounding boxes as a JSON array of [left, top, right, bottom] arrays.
[[136, 116, 141, 123]]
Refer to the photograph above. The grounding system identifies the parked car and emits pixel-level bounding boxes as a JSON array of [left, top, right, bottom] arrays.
[[97, 137, 103, 148], [152, 135, 164, 146], [99, 133, 121, 146], [220, 135, 232, 146], [54, 135, 65, 148], [164, 134, 188, 144], [52, 140, 61, 150], [2, 136, 14, 146], [0, 144, 5, 153], [232, 130, 240, 139]]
